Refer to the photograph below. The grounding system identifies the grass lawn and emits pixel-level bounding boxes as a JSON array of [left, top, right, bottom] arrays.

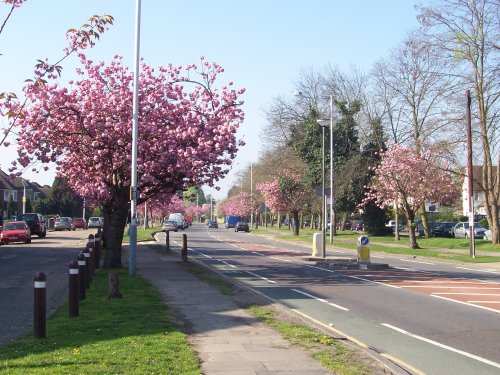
[[0, 269, 200, 375]]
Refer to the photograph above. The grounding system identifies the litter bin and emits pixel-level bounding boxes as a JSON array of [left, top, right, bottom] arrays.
[[357, 235, 370, 264]]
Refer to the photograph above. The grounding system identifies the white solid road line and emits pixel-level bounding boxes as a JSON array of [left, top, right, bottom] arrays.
[[431, 295, 500, 314], [244, 271, 276, 284], [381, 323, 500, 369], [305, 264, 337, 273], [292, 289, 349, 311], [269, 256, 292, 262]]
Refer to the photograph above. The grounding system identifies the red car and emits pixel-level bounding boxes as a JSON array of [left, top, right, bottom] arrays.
[[73, 217, 88, 230], [0, 221, 32, 245]]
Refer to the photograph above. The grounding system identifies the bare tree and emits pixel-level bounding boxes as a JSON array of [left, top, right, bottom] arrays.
[[418, 0, 500, 243], [371, 30, 461, 152]]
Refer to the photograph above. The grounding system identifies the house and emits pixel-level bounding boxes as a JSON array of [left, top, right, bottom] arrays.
[[462, 165, 499, 217], [0, 168, 51, 220]]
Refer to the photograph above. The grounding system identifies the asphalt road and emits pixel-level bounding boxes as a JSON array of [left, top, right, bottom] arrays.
[[0, 228, 93, 345], [165, 224, 500, 375]]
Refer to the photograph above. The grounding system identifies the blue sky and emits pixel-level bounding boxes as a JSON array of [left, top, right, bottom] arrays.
[[1, 0, 424, 199]]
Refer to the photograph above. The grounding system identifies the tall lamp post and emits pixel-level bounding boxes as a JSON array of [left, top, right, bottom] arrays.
[[318, 95, 336, 244], [129, 0, 142, 276], [316, 119, 328, 258]]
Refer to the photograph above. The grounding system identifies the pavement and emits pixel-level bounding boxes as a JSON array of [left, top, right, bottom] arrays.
[[134, 239, 334, 375]]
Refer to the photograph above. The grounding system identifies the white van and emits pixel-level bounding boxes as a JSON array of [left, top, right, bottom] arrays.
[[168, 213, 186, 230]]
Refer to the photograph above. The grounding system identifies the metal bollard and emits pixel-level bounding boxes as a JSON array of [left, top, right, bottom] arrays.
[[165, 231, 170, 252], [68, 261, 79, 318], [181, 234, 188, 262], [77, 253, 86, 300], [34, 272, 47, 338]]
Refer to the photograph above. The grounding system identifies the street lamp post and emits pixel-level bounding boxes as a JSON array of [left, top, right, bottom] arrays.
[[318, 95, 336, 245], [317, 120, 328, 258], [129, 0, 142, 276]]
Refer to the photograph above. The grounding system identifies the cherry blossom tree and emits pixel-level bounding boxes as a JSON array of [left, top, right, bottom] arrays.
[[220, 192, 259, 218], [1, 10, 114, 148], [364, 144, 458, 248], [185, 203, 209, 221], [11, 55, 245, 267], [257, 173, 307, 235]]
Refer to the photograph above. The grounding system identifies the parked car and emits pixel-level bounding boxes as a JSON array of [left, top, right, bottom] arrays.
[[207, 220, 218, 228], [73, 217, 88, 230], [351, 220, 364, 231], [453, 222, 487, 239], [182, 219, 190, 229], [235, 222, 250, 232], [16, 213, 47, 238], [336, 219, 351, 230], [0, 221, 31, 244], [385, 220, 403, 231], [414, 221, 437, 237], [88, 217, 102, 228], [432, 222, 456, 238], [483, 229, 492, 240], [162, 220, 178, 232], [54, 217, 75, 231]]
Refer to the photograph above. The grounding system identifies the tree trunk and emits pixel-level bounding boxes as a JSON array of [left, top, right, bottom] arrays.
[[291, 210, 300, 236], [407, 211, 419, 249], [102, 189, 130, 268]]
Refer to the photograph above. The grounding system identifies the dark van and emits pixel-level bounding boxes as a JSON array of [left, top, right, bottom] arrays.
[[17, 213, 47, 238]]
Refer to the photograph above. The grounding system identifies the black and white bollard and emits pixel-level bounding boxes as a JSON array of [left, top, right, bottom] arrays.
[[77, 252, 86, 300], [34, 272, 47, 338], [83, 248, 91, 288], [68, 261, 79, 318]]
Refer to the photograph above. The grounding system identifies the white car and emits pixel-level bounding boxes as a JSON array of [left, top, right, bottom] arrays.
[[483, 229, 492, 240], [88, 217, 102, 228], [453, 222, 487, 239]]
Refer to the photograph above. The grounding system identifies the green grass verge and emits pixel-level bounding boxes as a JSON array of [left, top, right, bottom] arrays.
[[123, 227, 159, 242], [251, 227, 500, 262], [0, 269, 200, 375], [248, 305, 369, 375]]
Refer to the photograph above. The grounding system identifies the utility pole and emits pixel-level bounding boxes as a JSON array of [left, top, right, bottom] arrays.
[[250, 163, 253, 228]]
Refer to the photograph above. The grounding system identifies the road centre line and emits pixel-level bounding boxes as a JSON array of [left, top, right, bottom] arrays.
[[381, 323, 500, 369], [244, 271, 276, 284], [399, 259, 436, 265], [292, 289, 349, 311], [431, 295, 500, 314]]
